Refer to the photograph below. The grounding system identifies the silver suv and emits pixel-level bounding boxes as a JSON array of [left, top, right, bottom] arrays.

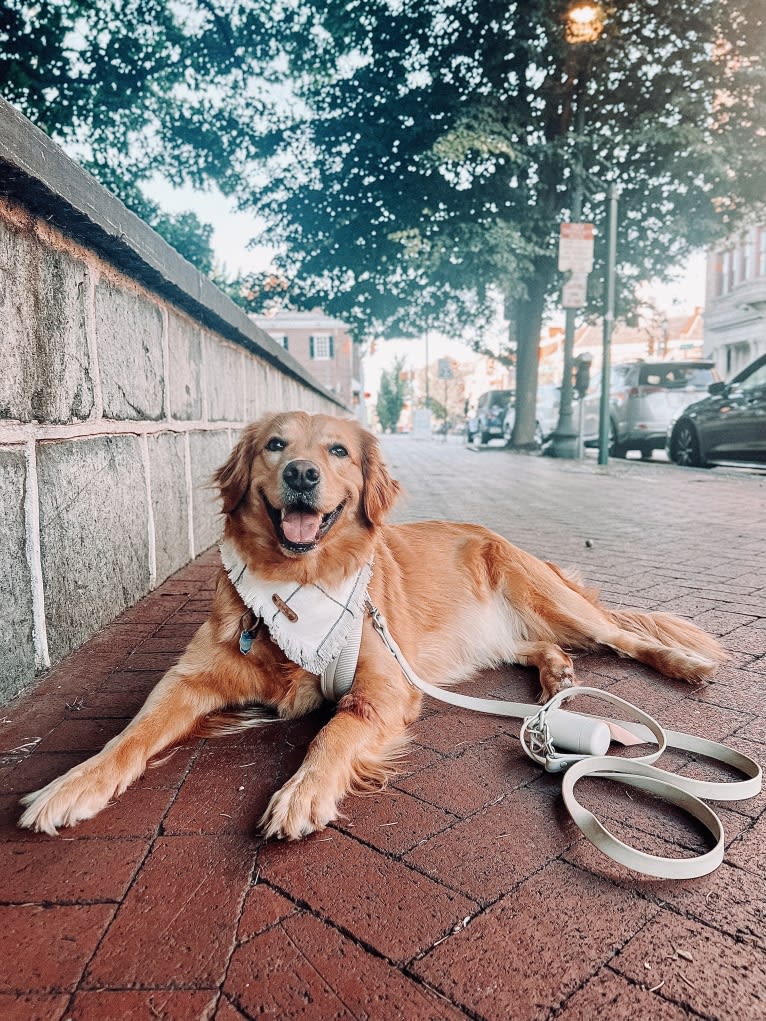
[[581, 360, 719, 458]]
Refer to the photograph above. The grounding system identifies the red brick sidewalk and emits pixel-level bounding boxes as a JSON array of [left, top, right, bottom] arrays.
[[1, 439, 765, 1020]]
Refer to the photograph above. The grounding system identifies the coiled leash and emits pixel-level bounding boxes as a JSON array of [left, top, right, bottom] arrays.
[[365, 598, 762, 880]]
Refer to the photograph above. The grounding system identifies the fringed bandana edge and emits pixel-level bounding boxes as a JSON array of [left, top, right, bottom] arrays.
[[219, 538, 373, 679]]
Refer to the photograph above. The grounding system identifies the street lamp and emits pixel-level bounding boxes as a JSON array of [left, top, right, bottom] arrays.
[[549, 1, 604, 458], [564, 2, 605, 45]]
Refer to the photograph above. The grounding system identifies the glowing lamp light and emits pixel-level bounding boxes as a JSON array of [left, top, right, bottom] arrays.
[[564, 1, 605, 44]]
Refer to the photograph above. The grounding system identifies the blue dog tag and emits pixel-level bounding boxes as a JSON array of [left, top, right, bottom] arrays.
[[239, 630, 254, 655]]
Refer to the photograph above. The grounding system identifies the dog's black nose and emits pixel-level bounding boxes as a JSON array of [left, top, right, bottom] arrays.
[[283, 459, 320, 493]]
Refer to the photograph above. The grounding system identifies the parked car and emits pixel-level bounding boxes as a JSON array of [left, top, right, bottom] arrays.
[[503, 384, 561, 446], [466, 389, 513, 445], [581, 359, 719, 458], [666, 353, 766, 467]]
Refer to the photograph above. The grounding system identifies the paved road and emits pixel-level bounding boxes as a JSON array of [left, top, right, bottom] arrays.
[[382, 435, 766, 620]]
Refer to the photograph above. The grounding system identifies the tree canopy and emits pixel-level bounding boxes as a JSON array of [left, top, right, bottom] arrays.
[[3, 1, 765, 442], [251, 0, 766, 441]]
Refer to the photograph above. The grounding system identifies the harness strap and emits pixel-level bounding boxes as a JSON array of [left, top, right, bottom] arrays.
[[365, 597, 762, 880], [321, 613, 363, 702]]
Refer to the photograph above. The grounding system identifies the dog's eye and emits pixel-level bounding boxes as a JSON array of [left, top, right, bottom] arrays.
[[265, 436, 286, 452], [329, 444, 349, 458]]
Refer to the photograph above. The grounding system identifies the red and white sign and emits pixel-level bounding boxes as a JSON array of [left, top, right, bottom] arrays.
[[562, 272, 589, 309], [558, 223, 595, 273]]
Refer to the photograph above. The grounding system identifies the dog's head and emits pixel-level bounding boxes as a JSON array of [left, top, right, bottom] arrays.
[[214, 412, 401, 564]]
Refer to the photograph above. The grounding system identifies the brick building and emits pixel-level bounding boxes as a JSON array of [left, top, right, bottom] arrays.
[[253, 310, 361, 410]]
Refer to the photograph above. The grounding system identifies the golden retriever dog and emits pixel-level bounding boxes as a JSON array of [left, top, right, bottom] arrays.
[[19, 411, 725, 839]]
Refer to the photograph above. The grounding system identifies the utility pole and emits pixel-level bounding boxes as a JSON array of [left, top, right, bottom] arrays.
[[549, 2, 603, 458], [598, 184, 619, 465]]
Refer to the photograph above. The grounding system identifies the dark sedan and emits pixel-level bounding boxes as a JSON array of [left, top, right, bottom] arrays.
[[667, 353, 766, 466]]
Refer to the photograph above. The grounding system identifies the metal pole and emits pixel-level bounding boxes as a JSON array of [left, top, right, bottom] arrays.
[[551, 306, 580, 457], [424, 330, 430, 408], [550, 68, 586, 460], [598, 184, 619, 465]]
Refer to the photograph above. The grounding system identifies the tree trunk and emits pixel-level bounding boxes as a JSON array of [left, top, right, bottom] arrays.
[[510, 271, 548, 449]]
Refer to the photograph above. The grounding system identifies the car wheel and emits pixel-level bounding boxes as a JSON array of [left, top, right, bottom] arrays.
[[534, 422, 544, 447], [672, 421, 706, 468], [640, 447, 653, 460], [480, 431, 490, 445], [608, 421, 625, 458]]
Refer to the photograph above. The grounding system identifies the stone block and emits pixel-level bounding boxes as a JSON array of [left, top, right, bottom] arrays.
[[0, 448, 35, 701], [37, 436, 151, 661], [95, 280, 164, 420], [204, 336, 245, 422], [167, 312, 202, 420], [188, 430, 233, 553], [262, 364, 287, 413], [147, 432, 190, 584], [0, 218, 94, 423], [243, 355, 270, 422]]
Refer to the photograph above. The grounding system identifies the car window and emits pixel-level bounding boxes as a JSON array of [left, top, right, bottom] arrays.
[[739, 362, 766, 392], [488, 391, 513, 408], [638, 364, 714, 388]]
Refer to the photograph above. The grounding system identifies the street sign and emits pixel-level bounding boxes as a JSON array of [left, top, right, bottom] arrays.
[[558, 223, 595, 273], [437, 358, 453, 380], [562, 271, 589, 309]]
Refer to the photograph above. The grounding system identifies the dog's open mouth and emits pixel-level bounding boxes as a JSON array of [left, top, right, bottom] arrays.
[[262, 493, 345, 553]]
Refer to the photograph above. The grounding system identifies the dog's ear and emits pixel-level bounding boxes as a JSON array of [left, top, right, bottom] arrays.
[[214, 422, 262, 514], [360, 429, 401, 526]]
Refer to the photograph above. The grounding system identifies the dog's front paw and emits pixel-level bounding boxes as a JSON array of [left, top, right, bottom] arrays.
[[18, 764, 120, 835], [260, 767, 340, 840]]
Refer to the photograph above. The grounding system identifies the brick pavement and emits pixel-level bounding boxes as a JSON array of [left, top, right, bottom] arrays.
[[1, 436, 765, 1021]]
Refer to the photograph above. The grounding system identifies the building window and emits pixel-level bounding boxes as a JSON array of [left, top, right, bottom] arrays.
[[734, 240, 745, 285], [713, 254, 724, 297], [272, 335, 288, 351], [721, 250, 734, 294], [309, 334, 334, 359], [743, 230, 755, 280]]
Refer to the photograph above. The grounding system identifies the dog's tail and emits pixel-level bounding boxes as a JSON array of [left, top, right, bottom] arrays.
[[192, 706, 285, 738], [608, 608, 728, 681]]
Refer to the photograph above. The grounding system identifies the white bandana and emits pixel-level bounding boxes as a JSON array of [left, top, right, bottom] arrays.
[[219, 539, 372, 676]]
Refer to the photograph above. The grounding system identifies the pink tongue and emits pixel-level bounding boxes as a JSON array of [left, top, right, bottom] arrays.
[[282, 508, 322, 544]]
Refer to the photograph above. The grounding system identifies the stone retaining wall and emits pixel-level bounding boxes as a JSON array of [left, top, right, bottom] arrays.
[[0, 100, 346, 705]]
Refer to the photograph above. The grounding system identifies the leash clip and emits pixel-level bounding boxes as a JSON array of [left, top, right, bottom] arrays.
[[365, 598, 385, 633], [521, 706, 582, 773], [522, 708, 564, 773]]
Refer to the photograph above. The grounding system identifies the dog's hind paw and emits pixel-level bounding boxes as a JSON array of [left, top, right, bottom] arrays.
[[260, 766, 339, 840], [539, 660, 577, 702]]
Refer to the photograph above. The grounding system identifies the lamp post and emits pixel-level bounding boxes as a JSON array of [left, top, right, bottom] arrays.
[[549, 1, 604, 459]]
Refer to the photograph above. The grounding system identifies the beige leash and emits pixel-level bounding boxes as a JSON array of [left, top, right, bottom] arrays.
[[365, 598, 762, 880]]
